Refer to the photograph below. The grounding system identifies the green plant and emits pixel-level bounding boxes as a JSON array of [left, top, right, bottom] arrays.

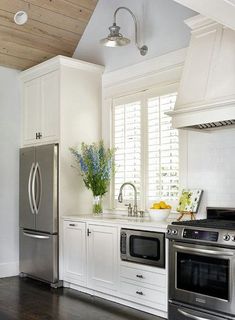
[[70, 141, 115, 197]]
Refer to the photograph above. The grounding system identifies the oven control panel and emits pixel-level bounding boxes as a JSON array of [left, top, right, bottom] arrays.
[[182, 229, 219, 242]]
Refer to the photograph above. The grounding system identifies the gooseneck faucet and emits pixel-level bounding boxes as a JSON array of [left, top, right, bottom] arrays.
[[118, 182, 138, 216]]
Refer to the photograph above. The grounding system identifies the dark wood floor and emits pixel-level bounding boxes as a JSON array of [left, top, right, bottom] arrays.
[[0, 277, 162, 320]]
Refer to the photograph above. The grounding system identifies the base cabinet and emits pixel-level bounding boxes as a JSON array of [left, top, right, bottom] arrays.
[[63, 221, 86, 286], [87, 224, 118, 292], [62, 219, 167, 317]]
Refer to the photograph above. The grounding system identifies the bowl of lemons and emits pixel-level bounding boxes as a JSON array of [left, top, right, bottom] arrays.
[[149, 201, 171, 221]]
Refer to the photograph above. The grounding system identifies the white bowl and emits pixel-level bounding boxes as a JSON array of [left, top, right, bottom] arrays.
[[148, 209, 170, 221]]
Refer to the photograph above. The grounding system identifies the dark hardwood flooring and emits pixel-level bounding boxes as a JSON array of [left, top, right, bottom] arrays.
[[0, 277, 162, 320]]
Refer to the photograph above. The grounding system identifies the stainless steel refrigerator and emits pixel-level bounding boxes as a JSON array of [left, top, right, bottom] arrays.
[[19, 144, 59, 286]]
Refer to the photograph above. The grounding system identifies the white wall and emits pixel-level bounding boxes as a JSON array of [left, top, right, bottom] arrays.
[[0, 66, 20, 277], [185, 129, 235, 218], [74, 0, 196, 72]]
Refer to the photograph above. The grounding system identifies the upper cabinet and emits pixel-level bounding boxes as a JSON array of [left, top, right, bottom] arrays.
[[20, 56, 104, 147], [23, 70, 59, 145]]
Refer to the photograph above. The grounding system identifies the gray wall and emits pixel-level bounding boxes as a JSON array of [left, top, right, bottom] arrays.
[[0, 66, 20, 277], [73, 0, 196, 72]]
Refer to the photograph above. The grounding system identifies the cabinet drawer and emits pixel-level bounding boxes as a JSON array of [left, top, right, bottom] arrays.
[[64, 221, 84, 229], [120, 281, 167, 310], [120, 266, 166, 289]]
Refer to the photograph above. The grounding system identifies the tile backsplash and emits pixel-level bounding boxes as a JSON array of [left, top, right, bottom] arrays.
[[184, 128, 235, 219]]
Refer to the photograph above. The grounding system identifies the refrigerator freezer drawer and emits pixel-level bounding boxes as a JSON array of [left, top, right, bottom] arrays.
[[20, 229, 58, 284]]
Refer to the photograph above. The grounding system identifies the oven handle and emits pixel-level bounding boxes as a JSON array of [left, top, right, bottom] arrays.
[[178, 308, 211, 320], [173, 244, 235, 257]]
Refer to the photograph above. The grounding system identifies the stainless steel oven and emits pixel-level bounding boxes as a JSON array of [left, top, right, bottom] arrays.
[[120, 228, 165, 268], [168, 231, 235, 316]]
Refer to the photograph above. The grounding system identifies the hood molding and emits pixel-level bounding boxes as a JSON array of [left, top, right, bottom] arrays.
[[170, 14, 235, 130]]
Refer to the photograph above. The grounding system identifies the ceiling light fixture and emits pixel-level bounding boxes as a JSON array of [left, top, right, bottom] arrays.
[[14, 11, 28, 25], [100, 7, 148, 56]]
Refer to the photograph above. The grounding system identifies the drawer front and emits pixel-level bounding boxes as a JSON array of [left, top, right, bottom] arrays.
[[120, 266, 166, 289], [120, 280, 167, 310], [63, 220, 84, 229]]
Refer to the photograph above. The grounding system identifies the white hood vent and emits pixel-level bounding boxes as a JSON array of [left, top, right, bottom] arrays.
[[168, 15, 235, 131]]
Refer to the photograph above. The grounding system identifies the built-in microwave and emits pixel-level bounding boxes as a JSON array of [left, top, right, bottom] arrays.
[[120, 228, 165, 268]]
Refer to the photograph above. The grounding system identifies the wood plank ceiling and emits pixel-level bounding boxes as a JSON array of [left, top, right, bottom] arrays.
[[0, 0, 98, 70]]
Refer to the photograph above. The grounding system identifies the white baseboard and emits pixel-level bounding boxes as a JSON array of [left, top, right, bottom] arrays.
[[0, 262, 19, 278]]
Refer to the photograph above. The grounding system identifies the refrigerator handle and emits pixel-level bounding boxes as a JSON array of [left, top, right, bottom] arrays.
[[23, 231, 50, 240], [36, 162, 42, 214], [28, 163, 35, 214], [32, 162, 38, 214]]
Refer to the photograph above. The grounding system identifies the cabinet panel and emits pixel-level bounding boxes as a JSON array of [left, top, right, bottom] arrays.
[[88, 224, 118, 292], [23, 78, 41, 144], [63, 221, 86, 285], [41, 71, 59, 142]]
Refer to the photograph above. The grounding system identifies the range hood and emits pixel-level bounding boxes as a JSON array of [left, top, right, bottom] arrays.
[[168, 14, 235, 131]]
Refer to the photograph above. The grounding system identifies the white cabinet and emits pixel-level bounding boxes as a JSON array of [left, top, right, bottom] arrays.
[[22, 70, 59, 145], [63, 221, 87, 286], [87, 224, 118, 292]]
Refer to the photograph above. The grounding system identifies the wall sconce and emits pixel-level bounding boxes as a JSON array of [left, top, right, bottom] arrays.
[[100, 7, 148, 56]]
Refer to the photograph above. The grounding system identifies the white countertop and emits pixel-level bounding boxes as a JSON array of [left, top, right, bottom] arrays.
[[62, 213, 172, 230]]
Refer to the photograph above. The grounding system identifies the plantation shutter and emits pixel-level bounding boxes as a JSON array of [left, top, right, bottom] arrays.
[[113, 97, 142, 204], [147, 92, 179, 203]]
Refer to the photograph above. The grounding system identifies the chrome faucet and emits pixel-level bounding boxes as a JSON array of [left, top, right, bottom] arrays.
[[118, 182, 138, 216]]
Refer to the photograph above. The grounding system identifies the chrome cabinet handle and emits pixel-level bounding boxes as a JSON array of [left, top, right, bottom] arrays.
[[69, 223, 76, 227], [136, 291, 143, 295], [28, 163, 35, 214], [173, 244, 235, 257], [23, 232, 49, 240], [178, 308, 211, 320], [87, 229, 91, 236], [136, 274, 143, 279]]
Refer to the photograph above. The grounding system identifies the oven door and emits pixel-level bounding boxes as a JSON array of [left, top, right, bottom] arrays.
[[169, 241, 235, 315], [125, 230, 165, 268]]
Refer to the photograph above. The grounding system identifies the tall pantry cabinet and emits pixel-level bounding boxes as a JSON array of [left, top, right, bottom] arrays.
[[20, 55, 104, 216]]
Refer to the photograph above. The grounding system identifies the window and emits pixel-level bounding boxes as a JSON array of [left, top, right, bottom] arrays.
[[112, 87, 179, 209]]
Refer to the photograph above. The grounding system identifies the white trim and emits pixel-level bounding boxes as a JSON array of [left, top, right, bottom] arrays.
[[0, 262, 19, 278], [20, 55, 104, 82]]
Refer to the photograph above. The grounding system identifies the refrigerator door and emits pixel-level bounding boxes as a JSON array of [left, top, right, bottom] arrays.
[[35, 144, 58, 233], [20, 229, 58, 283], [19, 147, 36, 230]]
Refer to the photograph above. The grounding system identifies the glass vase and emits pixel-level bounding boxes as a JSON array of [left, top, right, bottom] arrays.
[[93, 195, 103, 215]]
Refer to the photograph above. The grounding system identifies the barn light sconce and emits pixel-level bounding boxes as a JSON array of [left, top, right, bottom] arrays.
[[14, 11, 28, 25], [100, 7, 148, 56]]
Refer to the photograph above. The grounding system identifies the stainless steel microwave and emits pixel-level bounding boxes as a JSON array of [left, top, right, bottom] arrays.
[[120, 228, 165, 268]]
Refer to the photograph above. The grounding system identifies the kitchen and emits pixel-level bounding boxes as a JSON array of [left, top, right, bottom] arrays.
[[1, 0, 235, 319]]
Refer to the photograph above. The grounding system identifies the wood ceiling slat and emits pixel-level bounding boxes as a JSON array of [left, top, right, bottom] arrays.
[[65, 0, 98, 11], [0, 10, 80, 47], [0, 40, 55, 63], [0, 0, 87, 34], [0, 0, 97, 70], [0, 52, 35, 69], [23, 0, 95, 22], [0, 26, 74, 56]]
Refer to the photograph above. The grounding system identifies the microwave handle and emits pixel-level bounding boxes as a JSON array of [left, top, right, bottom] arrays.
[[173, 244, 235, 257], [178, 308, 211, 320]]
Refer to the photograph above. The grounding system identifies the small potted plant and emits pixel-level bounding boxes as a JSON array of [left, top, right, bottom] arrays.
[[70, 141, 115, 215]]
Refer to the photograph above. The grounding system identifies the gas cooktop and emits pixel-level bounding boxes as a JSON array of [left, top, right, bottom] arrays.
[[167, 207, 235, 246], [172, 219, 235, 230]]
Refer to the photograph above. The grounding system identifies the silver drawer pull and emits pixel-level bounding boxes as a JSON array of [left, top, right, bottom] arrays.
[[136, 291, 143, 295], [136, 274, 143, 279], [69, 223, 76, 227], [178, 308, 211, 320]]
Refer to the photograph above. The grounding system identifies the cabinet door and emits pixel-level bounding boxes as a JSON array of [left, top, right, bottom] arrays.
[[87, 224, 118, 292], [63, 221, 87, 286], [41, 70, 59, 142], [23, 78, 41, 145]]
